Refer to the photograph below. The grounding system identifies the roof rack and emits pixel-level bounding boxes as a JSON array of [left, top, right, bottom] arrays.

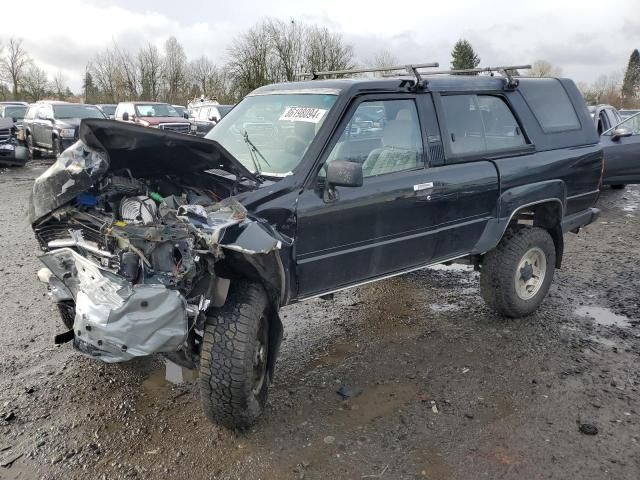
[[384, 64, 532, 89], [299, 62, 439, 89]]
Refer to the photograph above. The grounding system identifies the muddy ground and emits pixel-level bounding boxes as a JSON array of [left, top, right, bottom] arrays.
[[0, 160, 639, 480]]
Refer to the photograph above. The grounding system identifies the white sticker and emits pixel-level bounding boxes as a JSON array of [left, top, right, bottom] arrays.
[[279, 106, 327, 123]]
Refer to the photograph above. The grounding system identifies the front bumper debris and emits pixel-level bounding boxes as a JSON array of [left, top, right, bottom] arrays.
[[39, 248, 187, 363]]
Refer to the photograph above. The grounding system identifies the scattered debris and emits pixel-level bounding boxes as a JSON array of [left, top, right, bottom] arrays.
[[323, 436, 336, 445], [579, 423, 599, 435], [336, 385, 363, 399]]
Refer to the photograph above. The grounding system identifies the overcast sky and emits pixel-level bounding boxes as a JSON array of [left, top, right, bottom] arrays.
[[2, 0, 639, 92]]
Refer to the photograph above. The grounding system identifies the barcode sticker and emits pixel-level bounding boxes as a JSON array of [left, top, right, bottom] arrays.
[[279, 107, 327, 123]]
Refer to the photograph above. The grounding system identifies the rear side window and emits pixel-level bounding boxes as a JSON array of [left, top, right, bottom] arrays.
[[520, 79, 580, 133], [441, 94, 526, 156]]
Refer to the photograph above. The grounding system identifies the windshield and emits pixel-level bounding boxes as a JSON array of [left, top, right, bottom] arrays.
[[604, 112, 640, 135], [135, 104, 180, 117], [206, 93, 337, 175], [53, 105, 105, 119], [5, 106, 27, 120], [100, 105, 116, 116]]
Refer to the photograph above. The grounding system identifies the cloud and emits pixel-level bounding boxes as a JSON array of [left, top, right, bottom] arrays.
[[1, 0, 638, 93]]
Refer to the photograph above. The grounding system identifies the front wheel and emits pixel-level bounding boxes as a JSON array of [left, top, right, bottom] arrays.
[[480, 226, 556, 318], [52, 136, 63, 158], [26, 134, 39, 159], [199, 282, 270, 429]]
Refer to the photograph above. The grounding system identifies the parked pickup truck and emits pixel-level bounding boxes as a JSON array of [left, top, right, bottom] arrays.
[[115, 101, 196, 135], [29, 68, 602, 429]]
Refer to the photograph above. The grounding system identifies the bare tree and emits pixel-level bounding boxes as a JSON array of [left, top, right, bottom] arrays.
[[138, 44, 163, 101], [190, 55, 218, 97], [163, 37, 188, 104], [89, 49, 120, 102], [266, 19, 305, 81], [529, 60, 562, 78], [228, 23, 275, 97], [114, 43, 139, 99], [22, 65, 50, 102], [52, 71, 68, 100], [0, 38, 32, 98], [304, 26, 354, 73]]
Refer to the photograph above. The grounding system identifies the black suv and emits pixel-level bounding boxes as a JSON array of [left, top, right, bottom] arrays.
[[30, 65, 602, 429], [23, 102, 106, 157]]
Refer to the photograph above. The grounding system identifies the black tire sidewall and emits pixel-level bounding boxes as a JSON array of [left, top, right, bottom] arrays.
[[481, 226, 556, 318], [199, 282, 270, 429]]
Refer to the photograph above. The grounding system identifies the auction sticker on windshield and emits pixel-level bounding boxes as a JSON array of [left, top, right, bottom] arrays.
[[279, 107, 327, 123]]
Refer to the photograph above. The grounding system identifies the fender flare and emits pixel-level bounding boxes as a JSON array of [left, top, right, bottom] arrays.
[[472, 180, 566, 259]]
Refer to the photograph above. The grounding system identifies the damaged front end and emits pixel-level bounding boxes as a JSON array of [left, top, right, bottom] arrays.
[[30, 119, 288, 364]]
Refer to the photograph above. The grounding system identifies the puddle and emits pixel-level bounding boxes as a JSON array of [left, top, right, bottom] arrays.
[[415, 449, 452, 479], [574, 306, 631, 328], [430, 303, 460, 312], [304, 342, 356, 372], [335, 383, 419, 426]]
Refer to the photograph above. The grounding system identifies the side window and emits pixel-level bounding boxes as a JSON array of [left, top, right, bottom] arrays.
[[441, 95, 486, 155], [441, 95, 526, 156], [326, 99, 423, 178], [520, 78, 580, 132], [476, 96, 527, 151]]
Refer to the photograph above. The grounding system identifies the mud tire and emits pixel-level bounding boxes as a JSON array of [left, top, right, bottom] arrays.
[[199, 281, 270, 430], [480, 226, 556, 318]]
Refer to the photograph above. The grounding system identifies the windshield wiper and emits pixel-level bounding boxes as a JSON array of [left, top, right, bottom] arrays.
[[242, 130, 271, 180]]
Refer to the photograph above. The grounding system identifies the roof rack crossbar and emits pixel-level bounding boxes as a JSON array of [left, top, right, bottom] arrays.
[[299, 62, 439, 80], [384, 64, 531, 77], [382, 64, 532, 89]]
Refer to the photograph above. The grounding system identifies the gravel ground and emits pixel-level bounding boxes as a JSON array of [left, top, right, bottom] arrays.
[[0, 160, 639, 480]]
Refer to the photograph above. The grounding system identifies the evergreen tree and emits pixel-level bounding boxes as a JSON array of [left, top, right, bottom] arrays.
[[621, 49, 640, 103], [451, 39, 480, 71]]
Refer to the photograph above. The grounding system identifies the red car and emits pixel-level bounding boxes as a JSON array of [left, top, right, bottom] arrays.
[[114, 101, 195, 135]]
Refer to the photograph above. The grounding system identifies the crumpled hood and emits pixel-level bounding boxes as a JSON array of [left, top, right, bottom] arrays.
[[28, 118, 258, 223]]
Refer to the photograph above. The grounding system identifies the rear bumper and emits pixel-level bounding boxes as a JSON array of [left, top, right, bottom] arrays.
[[561, 207, 600, 233]]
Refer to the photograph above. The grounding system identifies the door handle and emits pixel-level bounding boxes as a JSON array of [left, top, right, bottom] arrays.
[[413, 182, 433, 192]]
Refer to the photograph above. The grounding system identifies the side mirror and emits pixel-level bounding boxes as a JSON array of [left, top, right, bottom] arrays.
[[611, 127, 633, 141], [326, 160, 363, 188], [183, 112, 189, 119], [122, 112, 129, 121]]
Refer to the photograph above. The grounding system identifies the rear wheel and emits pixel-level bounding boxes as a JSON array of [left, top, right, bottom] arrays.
[[611, 184, 626, 190], [199, 282, 270, 429], [26, 134, 39, 159], [480, 226, 556, 318]]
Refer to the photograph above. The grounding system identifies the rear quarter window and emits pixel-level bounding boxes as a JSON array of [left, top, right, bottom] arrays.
[[520, 78, 580, 133]]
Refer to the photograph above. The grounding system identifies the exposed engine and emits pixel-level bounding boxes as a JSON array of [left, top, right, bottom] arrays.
[[34, 169, 250, 363]]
